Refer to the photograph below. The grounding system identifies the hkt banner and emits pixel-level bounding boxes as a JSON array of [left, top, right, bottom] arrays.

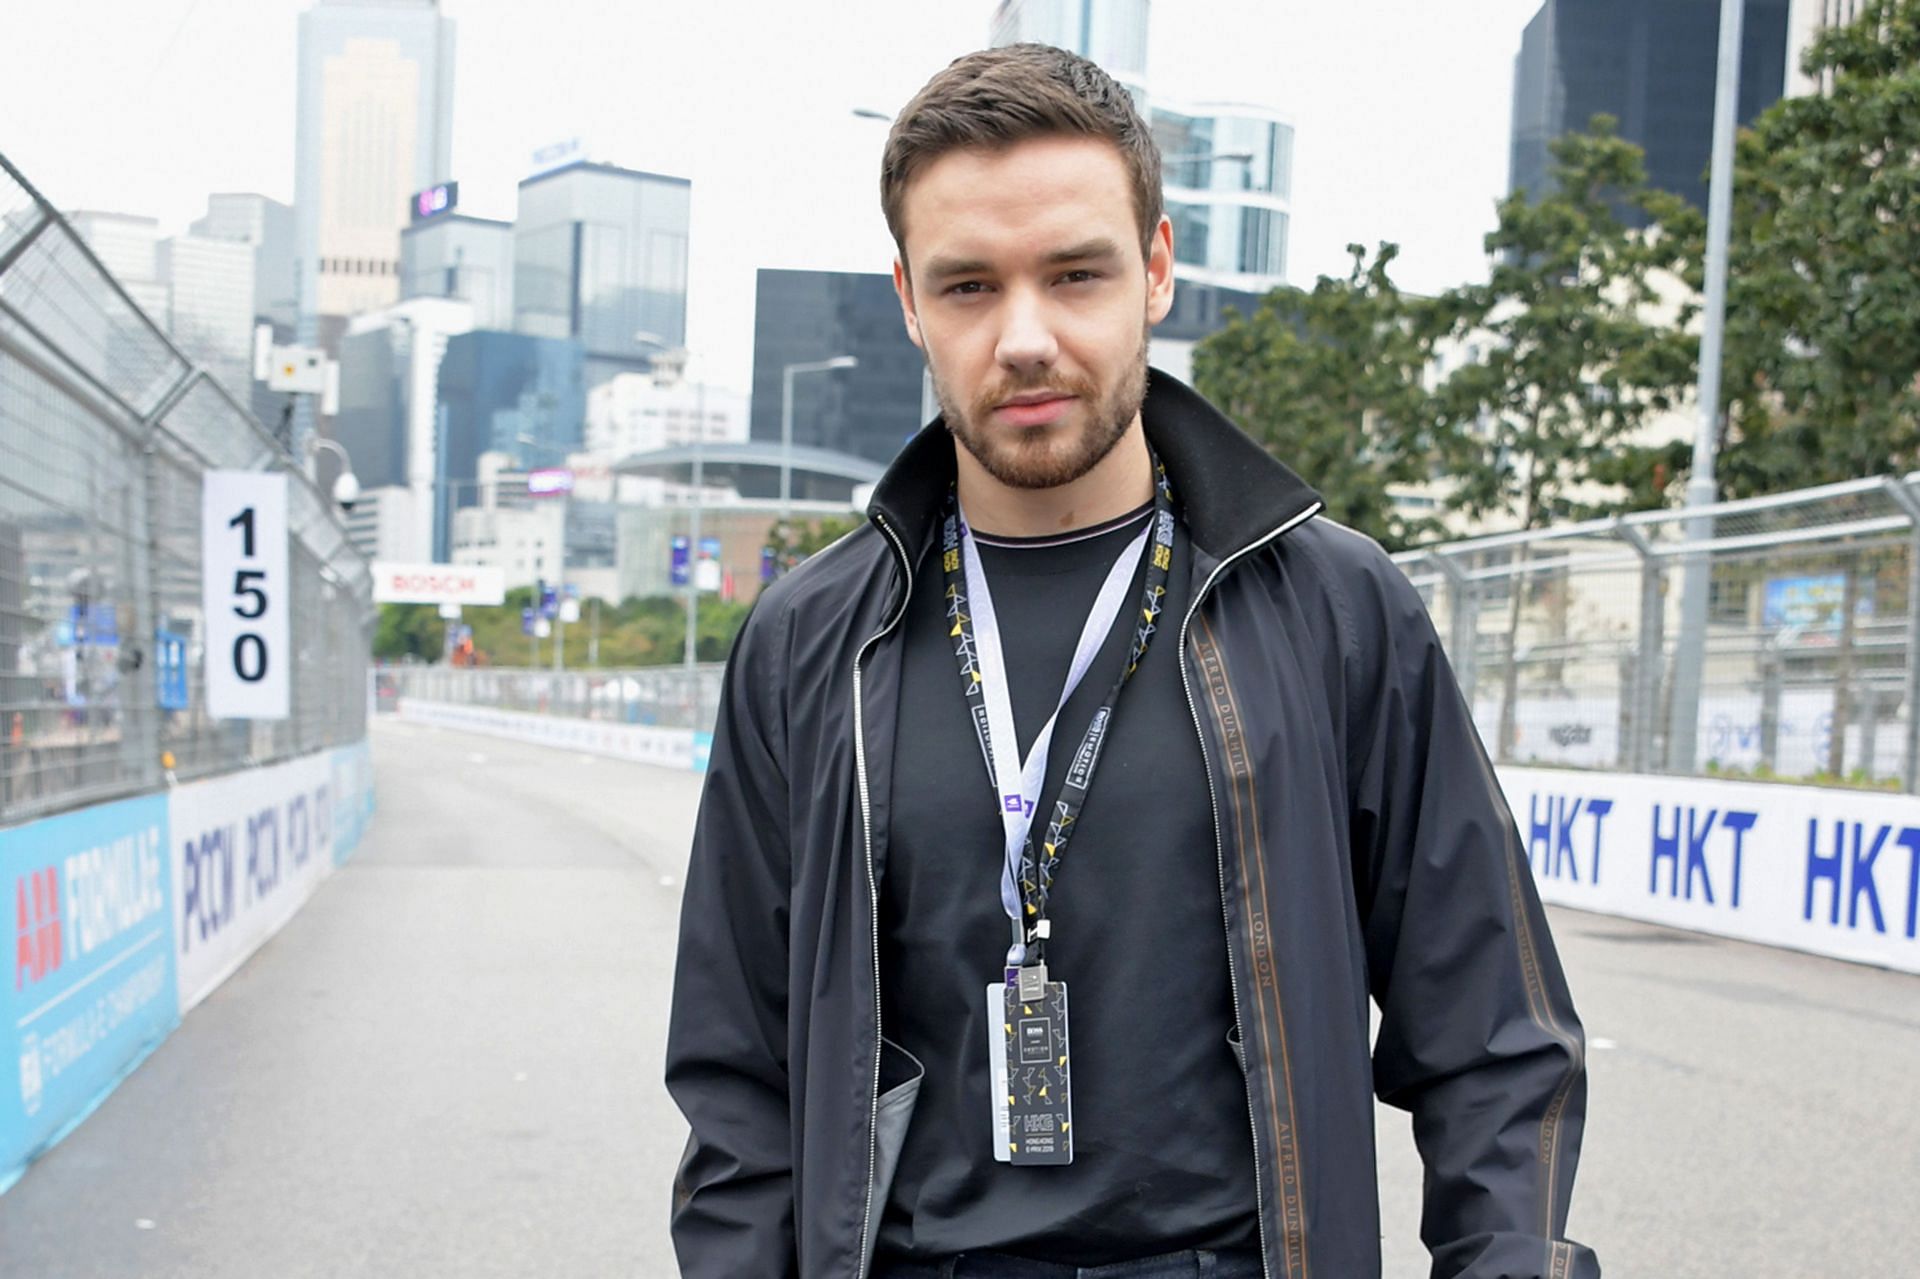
[[170, 754, 336, 1014], [1499, 766, 1920, 975], [2, 795, 178, 1189]]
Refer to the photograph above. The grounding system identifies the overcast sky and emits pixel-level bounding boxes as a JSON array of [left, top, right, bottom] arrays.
[[1, 0, 1545, 393]]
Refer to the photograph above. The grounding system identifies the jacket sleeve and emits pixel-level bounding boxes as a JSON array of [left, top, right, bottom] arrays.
[[664, 596, 798, 1278], [1339, 545, 1600, 1279]]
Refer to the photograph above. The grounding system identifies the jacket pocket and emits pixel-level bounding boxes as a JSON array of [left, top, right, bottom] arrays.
[[863, 1036, 925, 1273]]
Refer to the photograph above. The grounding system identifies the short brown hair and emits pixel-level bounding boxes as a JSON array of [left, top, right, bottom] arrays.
[[881, 44, 1164, 269]]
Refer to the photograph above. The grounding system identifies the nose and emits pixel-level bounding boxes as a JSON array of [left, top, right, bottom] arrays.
[[992, 283, 1059, 379]]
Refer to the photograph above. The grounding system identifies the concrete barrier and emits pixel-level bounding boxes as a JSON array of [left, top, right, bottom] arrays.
[[396, 698, 712, 773]]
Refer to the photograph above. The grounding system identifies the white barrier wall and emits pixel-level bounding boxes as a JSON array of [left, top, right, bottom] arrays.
[[2, 740, 376, 1191], [397, 699, 713, 772], [1499, 766, 1920, 975]]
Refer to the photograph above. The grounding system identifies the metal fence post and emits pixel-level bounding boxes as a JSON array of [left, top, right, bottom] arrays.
[[1879, 474, 1920, 794], [1427, 550, 1479, 709], [1615, 520, 1663, 774]]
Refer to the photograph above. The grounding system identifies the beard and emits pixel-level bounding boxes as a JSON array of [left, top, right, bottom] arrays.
[[933, 324, 1150, 491]]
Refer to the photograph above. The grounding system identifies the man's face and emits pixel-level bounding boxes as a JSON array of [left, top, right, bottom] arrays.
[[892, 134, 1175, 490]]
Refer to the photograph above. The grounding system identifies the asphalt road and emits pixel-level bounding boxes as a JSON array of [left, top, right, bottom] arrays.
[[1, 715, 1914, 1277]]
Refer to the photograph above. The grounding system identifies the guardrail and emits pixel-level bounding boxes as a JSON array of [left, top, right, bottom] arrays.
[[1395, 474, 1920, 793]]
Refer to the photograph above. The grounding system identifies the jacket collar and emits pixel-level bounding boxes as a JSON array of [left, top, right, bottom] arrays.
[[867, 367, 1322, 563]]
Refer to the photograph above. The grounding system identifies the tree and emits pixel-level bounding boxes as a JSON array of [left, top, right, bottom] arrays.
[[1191, 242, 1443, 551], [372, 603, 444, 661], [1707, 0, 1920, 496], [1432, 116, 1698, 757], [1687, 3, 1920, 773], [765, 513, 863, 576]]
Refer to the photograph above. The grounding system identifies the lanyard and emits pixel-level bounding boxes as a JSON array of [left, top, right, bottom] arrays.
[[941, 457, 1177, 966]]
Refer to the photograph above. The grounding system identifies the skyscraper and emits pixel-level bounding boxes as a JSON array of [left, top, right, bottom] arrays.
[[330, 295, 473, 559], [157, 234, 255, 396], [1153, 98, 1292, 291], [987, 0, 1291, 293], [512, 160, 690, 390], [400, 209, 514, 329], [749, 269, 924, 468], [1508, 0, 1790, 217], [435, 330, 586, 559], [990, 0, 1149, 101], [293, 0, 455, 349], [191, 193, 298, 332]]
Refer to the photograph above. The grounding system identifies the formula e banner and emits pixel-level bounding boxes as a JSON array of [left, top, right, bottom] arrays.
[[170, 753, 335, 1014], [2, 794, 177, 1190], [1502, 766, 1920, 975]]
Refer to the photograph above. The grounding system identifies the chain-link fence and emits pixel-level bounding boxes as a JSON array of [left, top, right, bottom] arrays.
[[376, 663, 723, 733], [1396, 474, 1920, 792], [0, 150, 374, 828]]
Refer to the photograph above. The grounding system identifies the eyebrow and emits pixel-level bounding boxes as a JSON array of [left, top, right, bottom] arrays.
[[921, 238, 1124, 281]]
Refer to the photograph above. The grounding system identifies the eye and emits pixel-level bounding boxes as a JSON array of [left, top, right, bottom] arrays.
[[1058, 269, 1101, 285], [944, 280, 989, 296]]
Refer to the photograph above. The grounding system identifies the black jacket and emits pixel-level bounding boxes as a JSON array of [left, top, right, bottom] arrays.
[[666, 371, 1599, 1279]]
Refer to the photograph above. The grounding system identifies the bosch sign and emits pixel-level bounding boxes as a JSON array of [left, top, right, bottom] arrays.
[[371, 562, 506, 607]]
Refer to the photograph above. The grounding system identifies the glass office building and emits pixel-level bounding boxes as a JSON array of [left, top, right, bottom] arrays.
[[749, 269, 927, 469], [401, 212, 515, 329], [434, 330, 586, 560], [1154, 100, 1293, 289], [990, 0, 1149, 99], [512, 160, 690, 389], [1509, 0, 1789, 219]]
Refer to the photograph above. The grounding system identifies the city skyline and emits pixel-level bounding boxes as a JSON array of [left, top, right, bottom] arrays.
[[5, 0, 1543, 394]]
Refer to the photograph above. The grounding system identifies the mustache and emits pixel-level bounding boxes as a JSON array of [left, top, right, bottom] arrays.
[[972, 373, 1097, 417]]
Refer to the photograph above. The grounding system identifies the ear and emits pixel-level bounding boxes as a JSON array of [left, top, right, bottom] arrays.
[[893, 256, 924, 350], [1145, 215, 1175, 327]]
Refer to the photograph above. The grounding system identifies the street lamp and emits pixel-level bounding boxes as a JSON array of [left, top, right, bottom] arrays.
[[781, 356, 858, 517]]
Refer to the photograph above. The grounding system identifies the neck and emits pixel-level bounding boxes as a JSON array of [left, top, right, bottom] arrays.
[[955, 419, 1153, 539]]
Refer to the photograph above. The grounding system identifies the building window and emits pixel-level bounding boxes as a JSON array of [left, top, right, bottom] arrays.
[[1169, 200, 1210, 268]]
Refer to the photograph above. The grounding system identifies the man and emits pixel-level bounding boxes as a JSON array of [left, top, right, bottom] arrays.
[[667, 43, 1598, 1279]]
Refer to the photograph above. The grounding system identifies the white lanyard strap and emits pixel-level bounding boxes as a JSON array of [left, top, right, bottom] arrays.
[[958, 511, 1151, 945]]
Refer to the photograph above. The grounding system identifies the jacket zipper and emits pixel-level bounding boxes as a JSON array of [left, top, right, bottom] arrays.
[[1176, 502, 1322, 1279], [854, 511, 913, 1279]]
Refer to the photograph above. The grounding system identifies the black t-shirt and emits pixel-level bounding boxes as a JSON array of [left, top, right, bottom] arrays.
[[876, 500, 1259, 1265]]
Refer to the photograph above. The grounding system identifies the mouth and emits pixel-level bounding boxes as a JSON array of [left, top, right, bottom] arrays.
[[992, 393, 1077, 428]]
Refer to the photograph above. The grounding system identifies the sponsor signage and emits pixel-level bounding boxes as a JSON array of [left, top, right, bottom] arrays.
[[2, 794, 178, 1188], [170, 755, 335, 1014], [202, 471, 290, 720], [156, 629, 189, 711], [371, 562, 506, 607], [1501, 766, 1920, 975], [409, 181, 459, 223], [528, 137, 586, 177]]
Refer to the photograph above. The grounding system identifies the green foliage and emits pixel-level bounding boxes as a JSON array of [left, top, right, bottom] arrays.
[[1192, 242, 1445, 550], [378, 583, 753, 669], [372, 603, 444, 661], [1432, 115, 1698, 530], [1702, 0, 1920, 497], [764, 514, 863, 575]]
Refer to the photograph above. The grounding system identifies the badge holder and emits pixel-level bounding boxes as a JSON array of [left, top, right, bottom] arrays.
[[986, 920, 1072, 1166]]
